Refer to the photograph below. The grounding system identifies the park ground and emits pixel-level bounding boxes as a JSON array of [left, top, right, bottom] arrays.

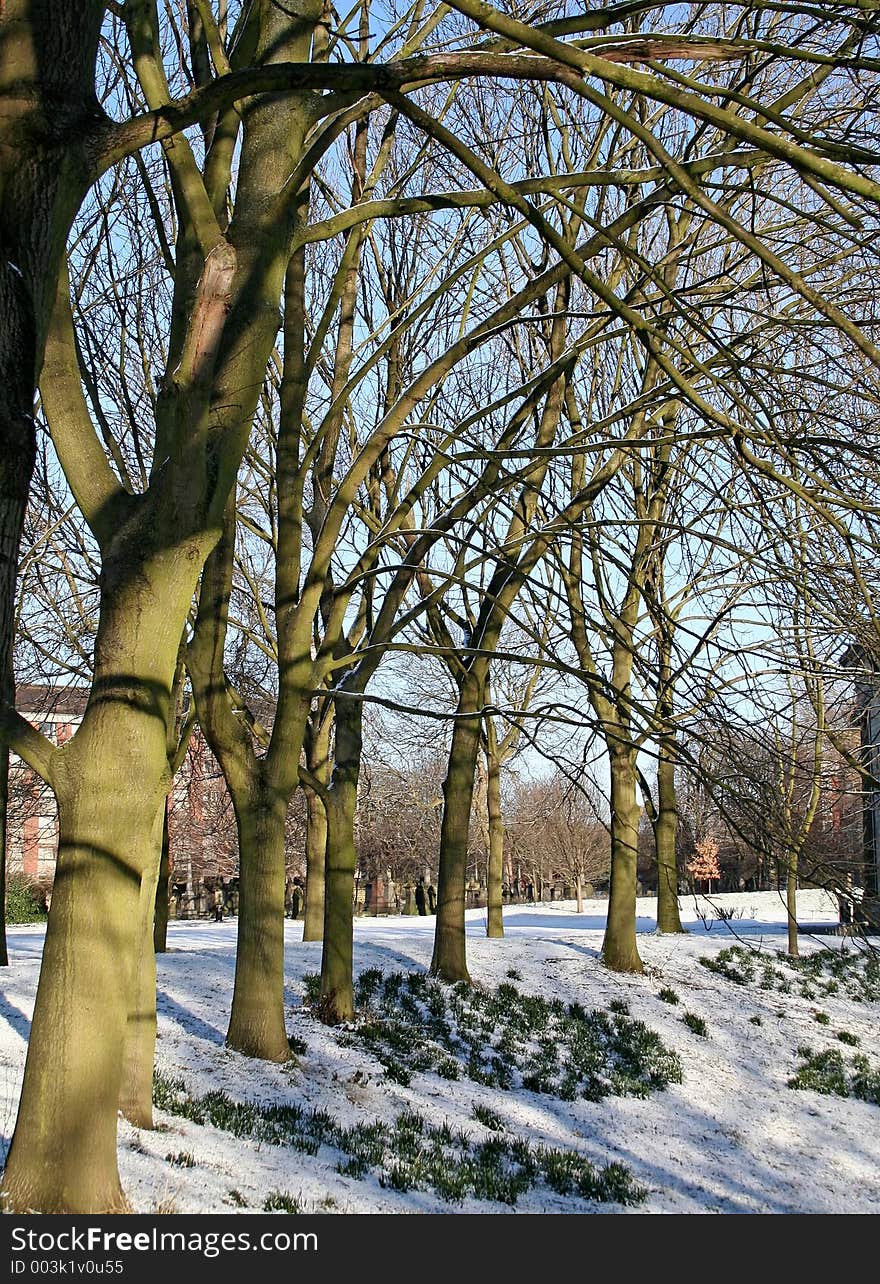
[[1, 889, 878, 1215]]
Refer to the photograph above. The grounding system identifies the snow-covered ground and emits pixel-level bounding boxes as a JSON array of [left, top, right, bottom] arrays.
[[1, 889, 879, 1215]]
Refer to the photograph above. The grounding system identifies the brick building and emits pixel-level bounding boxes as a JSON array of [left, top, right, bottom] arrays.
[[7, 684, 240, 896]]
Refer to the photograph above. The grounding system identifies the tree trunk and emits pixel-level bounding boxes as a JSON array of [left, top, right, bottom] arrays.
[[601, 748, 644, 973], [0, 428, 32, 971], [302, 712, 331, 942], [655, 744, 685, 933], [0, 744, 8, 967], [485, 744, 504, 938], [153, 795, 171, 953], [575, 873, 583, 914], [303, 786, 327, 939], [2, 520, 226, 1213], [320, 696, 362, 1022], [1, 698, 171, 1212], [120, 803, 165, 1127], [0, 2, 105, 958], [787, 853, 799, 958], [226, 784, 291, 1061], [431, 678, 483, 982]]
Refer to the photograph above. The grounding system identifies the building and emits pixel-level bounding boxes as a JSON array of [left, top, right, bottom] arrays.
[[7, 684, 239, 898], [7, 684, 84, 880]]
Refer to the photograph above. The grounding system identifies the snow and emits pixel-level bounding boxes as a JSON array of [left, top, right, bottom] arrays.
[[1, 889, 879, 1215]]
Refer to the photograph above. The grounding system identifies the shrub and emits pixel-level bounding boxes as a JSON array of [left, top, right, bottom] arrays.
[[472, 1104, 506, 1132], [789, 1047, 880, 1105], [681, 1012, 708, 1038], [5, 874, 48, 924], [788, 1048, 850, 1097], [263, 1190, 304, 1213], [152, 1076, 646, 1210], [331, 972, 682, 1103], [657, 987, 679, 1006]]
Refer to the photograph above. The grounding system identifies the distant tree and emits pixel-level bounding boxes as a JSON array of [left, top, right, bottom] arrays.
[[508, 772, 609, 908], [688, 837, 721, 894]]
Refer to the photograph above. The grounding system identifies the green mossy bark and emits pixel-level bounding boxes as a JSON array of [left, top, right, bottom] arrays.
[[430, 680, 483, 983], [303, 787, 327, 941], [485, 748, 504, 939], [602, 749, 644, 974], [3, 0, 321, 1210], [0, 1, 105, 973], [1, 677, 173, 1212], [302, 714, 331, 942], [787, 857, 799, 958], [227, 791, 291, 1061], [120, 804, 165, 1127], [655, 750, 684, 934], [319, 698, 362, 1023]]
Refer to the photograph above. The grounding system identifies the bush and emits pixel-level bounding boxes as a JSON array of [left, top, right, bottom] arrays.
[[788, 1048, 850, 1097], [5, 874, 48, 924], [334, 971, 682, 1102], [701, 945, 880, 1003], [263, 1190, 304, 1213], [789, 1047, 880, 1105], [154, 1071, 645, 1209], [836, 1030, 860, 1047], [681, 1012, 708, 1038]]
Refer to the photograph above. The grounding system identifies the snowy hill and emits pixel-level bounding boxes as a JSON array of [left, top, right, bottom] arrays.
[[2, 889, 878, 1215]]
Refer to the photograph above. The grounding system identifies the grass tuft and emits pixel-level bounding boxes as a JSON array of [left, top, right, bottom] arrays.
[[330, 971, 681, 1104], [153, 1070, 645, 1209]]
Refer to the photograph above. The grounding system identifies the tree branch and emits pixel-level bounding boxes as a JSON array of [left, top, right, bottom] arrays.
[[0, 707, 56, 785]]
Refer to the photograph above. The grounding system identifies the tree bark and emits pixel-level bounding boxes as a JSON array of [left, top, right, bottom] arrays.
[[319, 695, 362, 1022], [303, 785, 327, 940], [601, 747, 644, 973], [0, 725, 9, 967], [786, 853, 799, 958], [120, 803, 165, 1127], [0, 418, 32, 971], [3, 0, 320, 1211], [485, 740, 504, 938], [302, 709, 332, 942], [187, 505, 312, 1061], [1, 662, 173, 1212], [226, 785, 291, 1061], [430, 676, 483, 982], [0, 2, 105, 960], [655, 743, 685, 933]]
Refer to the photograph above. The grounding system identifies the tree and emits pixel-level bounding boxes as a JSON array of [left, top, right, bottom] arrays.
[[2, 0, 331, 1212], [508, 772, 610, 909], [0, 2, 106, 967], [6, 0, 880, 1215], [688, 836, 721, 894]]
